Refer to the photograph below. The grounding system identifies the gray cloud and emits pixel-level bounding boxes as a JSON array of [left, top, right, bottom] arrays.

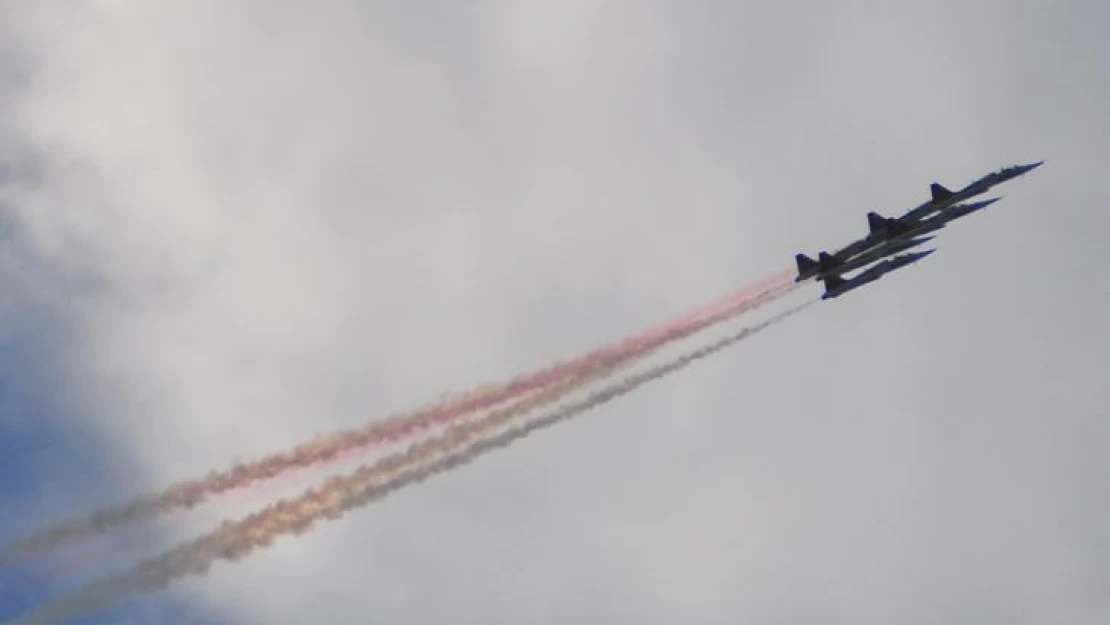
[[2, 1, 1108, 624]]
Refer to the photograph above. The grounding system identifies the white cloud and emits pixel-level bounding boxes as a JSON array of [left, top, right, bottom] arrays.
[[3, 1, 1109, 624]]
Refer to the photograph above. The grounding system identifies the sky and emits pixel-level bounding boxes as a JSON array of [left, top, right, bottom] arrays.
[[1, 1, 1108, 624]]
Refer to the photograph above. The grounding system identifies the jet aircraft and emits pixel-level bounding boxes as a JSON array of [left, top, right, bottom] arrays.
[[796, 235, 935, 282], [864, 196, 1000, 240], [794, 161, 1041, 284], [917, 161, 1042, 220], [821, 249, 936, 300]]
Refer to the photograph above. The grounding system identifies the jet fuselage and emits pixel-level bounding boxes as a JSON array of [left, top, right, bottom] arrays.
[[814, 235, 935, 281], [821, 249, 936, 300]]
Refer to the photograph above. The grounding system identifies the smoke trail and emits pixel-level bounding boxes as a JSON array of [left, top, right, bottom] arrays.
[[0, 271, 797, 563], [4, 347, 645, 624], [7, 300, 811, 625], [17, 281, 797, 592]]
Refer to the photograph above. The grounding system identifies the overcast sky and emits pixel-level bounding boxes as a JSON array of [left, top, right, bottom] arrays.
[[1, 2, 1108, 624]]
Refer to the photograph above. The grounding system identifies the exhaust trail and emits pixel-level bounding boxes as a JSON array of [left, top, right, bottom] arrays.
[[0, 270, 797, 564], [4, 356, 645, 624], [7, 299, 811, 625], [11, 279, 798, 592]]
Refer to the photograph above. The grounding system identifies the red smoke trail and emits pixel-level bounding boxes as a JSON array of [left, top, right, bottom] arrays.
[[0, 269, 797, 564], [31, 280, 801, 593], [7, 299, 811, 625]]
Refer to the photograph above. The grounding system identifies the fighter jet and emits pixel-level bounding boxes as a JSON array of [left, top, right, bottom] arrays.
[[795, 226, 900, 281], [901, 161, 1041, 223], [796, 235, 935, 282], [821, 248, 936, 300], [794, 194, 1002, 282], [795, 230, 909, 281], [793, 161, 1040, 283], [865, 196, 1001, 239]]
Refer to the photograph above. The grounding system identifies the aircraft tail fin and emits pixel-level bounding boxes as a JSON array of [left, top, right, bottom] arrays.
[[817, 251, 842, 270], [930, 183, 954, 202], [867, 211, 893, 234], [795, 253, 818, 276], [823, 273, 846, 293]]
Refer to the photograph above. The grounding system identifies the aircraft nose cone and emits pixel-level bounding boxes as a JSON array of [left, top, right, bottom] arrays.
[[917, 248, 938, 260]]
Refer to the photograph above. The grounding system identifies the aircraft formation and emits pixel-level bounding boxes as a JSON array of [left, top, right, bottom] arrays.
[[0, 161, 1043, 625], [794, 161, 1043, 299]]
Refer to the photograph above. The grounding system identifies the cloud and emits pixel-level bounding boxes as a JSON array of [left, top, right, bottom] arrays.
[[2, 1, 1108, 624]]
